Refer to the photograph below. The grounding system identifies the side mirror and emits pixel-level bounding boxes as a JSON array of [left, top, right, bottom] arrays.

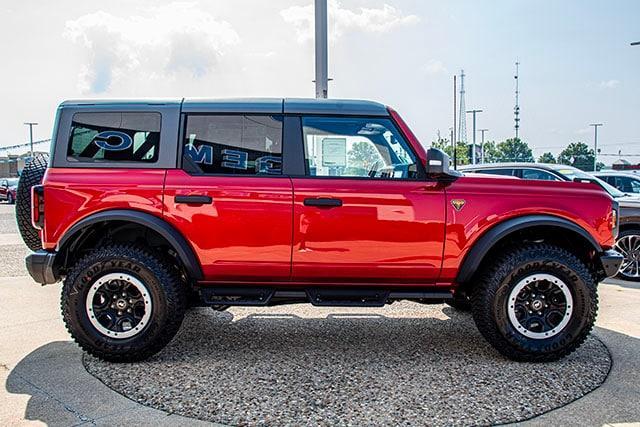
[[425, 148, 461, 181]]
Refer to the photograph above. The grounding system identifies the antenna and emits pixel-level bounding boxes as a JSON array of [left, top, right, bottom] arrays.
[[514, 61, 520, 139], [458, 70, 467, 147]]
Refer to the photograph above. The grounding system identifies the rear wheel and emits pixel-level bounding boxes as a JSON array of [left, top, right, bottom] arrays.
[[472, 243, 597, 362], [62, 245, 187, 362], [614, 229, 640, 282]]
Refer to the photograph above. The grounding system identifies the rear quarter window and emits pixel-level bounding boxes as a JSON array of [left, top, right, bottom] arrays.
[[67, 112, 161, 163]]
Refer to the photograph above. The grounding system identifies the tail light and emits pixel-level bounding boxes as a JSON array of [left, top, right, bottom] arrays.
[[610, 201, 619, 239], [31, 185, 45, 230]]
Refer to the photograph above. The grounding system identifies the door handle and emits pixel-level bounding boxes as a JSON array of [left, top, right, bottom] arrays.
[[304, 197, 343, 207], [174, 195, 212, 204]]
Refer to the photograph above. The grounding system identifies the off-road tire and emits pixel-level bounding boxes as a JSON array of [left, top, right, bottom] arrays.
[[472, 243, 598, 362], [446, 292, 471, 311], [16, 153, 48, 251], [62, 245, 187, 362], [614, 229, 640, 282]]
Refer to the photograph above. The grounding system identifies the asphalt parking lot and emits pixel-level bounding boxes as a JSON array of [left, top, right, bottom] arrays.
[[1, 202, 639, 426]]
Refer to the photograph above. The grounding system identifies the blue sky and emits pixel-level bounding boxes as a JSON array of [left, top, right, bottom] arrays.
[[0, 0, 638, 164]]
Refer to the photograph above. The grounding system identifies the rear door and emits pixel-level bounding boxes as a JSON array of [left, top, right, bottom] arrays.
[[163, 102, 294, 282], [289, 115, 446, 283]]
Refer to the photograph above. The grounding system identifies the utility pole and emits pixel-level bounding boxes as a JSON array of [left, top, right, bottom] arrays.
[[479, 129, 489, 163], [590, 123, 603, 171], [24, 122, 38, 159], [452, 75, 458, 169], [314, 0, 328, 98], [514, 61, 520, 139], [466, 109, 483, 164]]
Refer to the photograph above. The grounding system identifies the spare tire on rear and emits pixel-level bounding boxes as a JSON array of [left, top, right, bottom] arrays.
[[16, 153, 49, 251]]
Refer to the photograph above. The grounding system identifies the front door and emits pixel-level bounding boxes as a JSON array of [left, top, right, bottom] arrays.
[[291, 115, 446, 283], [163, 113, 293, 282]]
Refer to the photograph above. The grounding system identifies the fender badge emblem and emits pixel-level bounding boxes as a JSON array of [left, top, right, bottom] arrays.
[[451, 199, 466, 211]]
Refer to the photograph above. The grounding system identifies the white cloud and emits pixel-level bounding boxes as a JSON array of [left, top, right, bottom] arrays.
[[64, 2, 240, 93], [280, 0, 420, 43], [423, 59, 446, 75], [599, 79, 620, 89]]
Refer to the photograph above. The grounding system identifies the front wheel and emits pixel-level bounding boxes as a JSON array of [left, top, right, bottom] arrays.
[[472, 243, 597, 362], [614, 229, 640, 282], [62, 245, 187, 362]]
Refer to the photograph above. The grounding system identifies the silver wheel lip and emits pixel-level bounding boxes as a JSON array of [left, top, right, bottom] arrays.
[[615, 234, 640, 278], [507, 273, 573, 340], [85, 272, 152, 340]]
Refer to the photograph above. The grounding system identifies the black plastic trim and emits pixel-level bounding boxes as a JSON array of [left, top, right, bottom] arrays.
[[456, 215, 603, 284], [599, 249, 623, 277], [25, 250, 59, 285], [57, 209, 203, 280], [282, 115, 306, 176], [174, 195, 212, 204]]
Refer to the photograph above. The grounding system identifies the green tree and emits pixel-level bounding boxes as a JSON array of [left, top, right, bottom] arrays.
[[348, 141, 380, 171], [538, 152, 556, 164], [431, 137, 470, 165], [496, 138, 534, 162], [558, 142, 595, 171], [481, 141, 500, 163]]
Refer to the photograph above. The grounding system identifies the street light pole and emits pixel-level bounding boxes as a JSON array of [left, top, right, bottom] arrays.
[[23, 122, 38, 159], [466, 109, 483, 164], [314, 0, 328, 99], [479, 129, 489, 163], [590, 123, 603, 171]]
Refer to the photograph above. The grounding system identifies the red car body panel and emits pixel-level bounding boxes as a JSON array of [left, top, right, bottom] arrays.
[[163, 169, 293, 281], [439, 175, 616, 281], [41, 168, 166, 250], [291, 178, 445, 283], [37, 109, 617, 287]]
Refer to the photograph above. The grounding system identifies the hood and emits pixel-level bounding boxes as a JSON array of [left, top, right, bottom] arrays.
[[617, 195, 640, 208]]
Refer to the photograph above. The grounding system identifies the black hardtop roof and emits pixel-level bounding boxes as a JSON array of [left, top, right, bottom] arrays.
[[59, 98, 389, 116]]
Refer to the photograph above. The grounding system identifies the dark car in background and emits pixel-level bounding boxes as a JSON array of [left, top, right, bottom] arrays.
[[462, 163, 640, 282], [594, 171, 640, 194], [0, 177, 18, 204]]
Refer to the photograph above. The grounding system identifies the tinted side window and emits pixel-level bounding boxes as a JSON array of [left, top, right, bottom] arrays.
[[67, 112, 161, 163], [615, 176, 640, 193], [521, 169, 560, 181], [301, 116, 419, 179], [476, 168, 515, 176], [184, 115, 283, 175]]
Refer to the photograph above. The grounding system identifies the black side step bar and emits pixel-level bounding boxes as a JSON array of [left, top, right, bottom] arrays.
[[198, 287, 453, 307]]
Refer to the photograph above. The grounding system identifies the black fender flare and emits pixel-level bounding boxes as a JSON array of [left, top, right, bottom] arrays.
[[456, 214, 602, 284], [57, 209, 203, 280]]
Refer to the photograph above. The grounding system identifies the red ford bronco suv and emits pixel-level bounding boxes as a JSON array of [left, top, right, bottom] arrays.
[[18, 98, 622, 363]]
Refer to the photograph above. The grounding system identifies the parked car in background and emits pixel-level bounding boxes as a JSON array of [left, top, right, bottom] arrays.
[[594, 171, 640, 194], [0, 177, 18, 204], [462, 163, 640, 282]]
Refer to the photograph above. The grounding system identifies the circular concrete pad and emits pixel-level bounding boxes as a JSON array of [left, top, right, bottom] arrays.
[[84, 302, 610, 426]]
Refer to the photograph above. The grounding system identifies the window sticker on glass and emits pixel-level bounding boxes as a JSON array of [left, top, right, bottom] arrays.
[[67, 112, 161, 163], [321, 138, 346, 167], [183, 115, 283, 175]]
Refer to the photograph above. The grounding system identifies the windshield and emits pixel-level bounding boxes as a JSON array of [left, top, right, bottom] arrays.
[[549, 165, 625, 198], [6, 178, 19, 187]]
